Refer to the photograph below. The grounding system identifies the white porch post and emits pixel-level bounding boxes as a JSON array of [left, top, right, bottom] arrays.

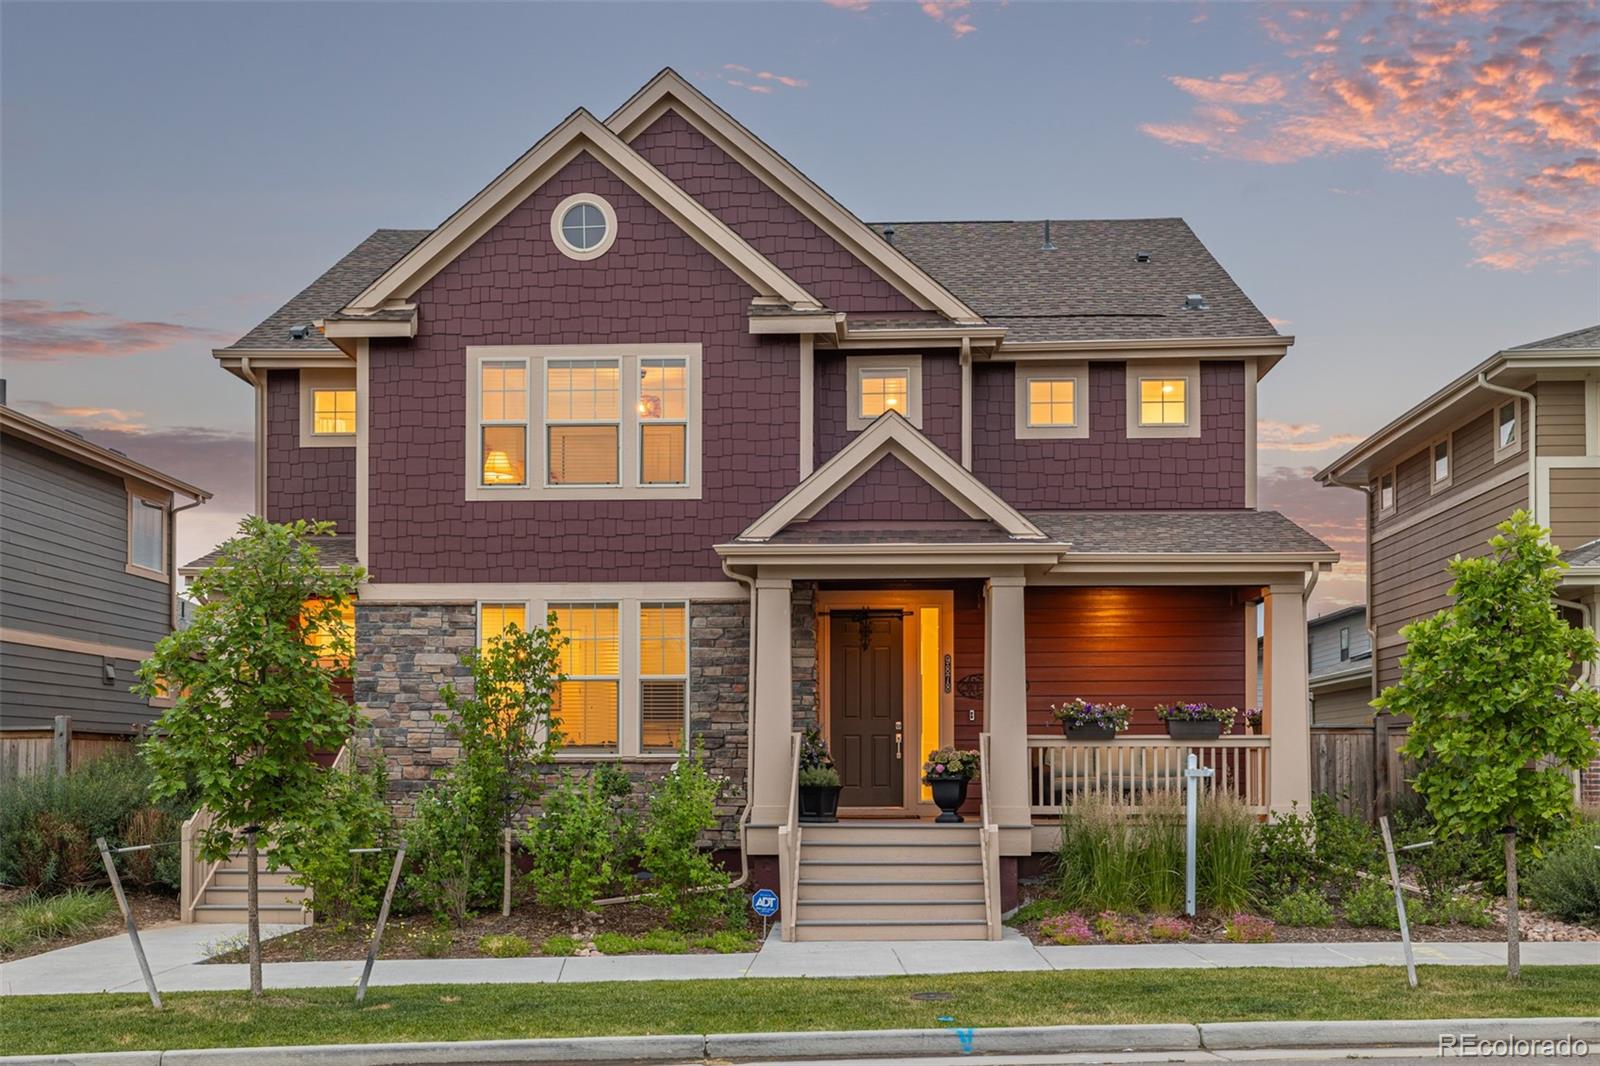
[[751, 576, 795, 829], [1264, 581, 1312, 816], [983, 574, 1030, 838]]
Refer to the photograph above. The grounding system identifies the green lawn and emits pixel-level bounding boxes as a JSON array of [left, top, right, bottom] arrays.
[[4, 967, 1596, 1055]]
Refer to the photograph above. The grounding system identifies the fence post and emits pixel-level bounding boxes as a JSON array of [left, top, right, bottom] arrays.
[[52, 715, 71, 775]]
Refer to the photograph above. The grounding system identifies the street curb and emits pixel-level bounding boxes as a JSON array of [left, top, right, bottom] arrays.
[[1198, 1017, 1600, 1050], [161, 1035, 707, 1064], [706, 1022, 1201, 1058]]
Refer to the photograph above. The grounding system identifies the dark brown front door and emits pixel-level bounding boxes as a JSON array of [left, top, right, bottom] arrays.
[[828, 612, 904, 808]]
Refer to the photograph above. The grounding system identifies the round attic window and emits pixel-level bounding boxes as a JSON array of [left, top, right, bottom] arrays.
[[551, 193, 617, 261]]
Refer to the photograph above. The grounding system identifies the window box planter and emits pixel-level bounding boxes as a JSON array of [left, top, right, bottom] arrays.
[[1050, 699, 1130, 742], [1156, 703, 1237, 741], [798, 783, 841, 823], [1065, 723, 1117, 741], [1164, 718, 1223, 741]]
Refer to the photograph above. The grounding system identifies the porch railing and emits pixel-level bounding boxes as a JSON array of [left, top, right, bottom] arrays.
[[977, 733, 1001, 940], [1027, 734, 1271, 816], [776, 731, 802, 942]]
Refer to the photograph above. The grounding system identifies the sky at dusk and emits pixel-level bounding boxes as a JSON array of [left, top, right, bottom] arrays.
[[3, 0, 1597, 613]]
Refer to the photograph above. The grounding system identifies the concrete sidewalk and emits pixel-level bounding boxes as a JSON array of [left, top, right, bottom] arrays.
[[2, 923, 1596, 995]]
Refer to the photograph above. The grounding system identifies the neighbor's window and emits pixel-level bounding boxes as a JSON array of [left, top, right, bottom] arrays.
[[551, 603, 620, 751], [480, 360, 528, 486], [547, 359, 621, 486], [311, 389, 356, 436], [479, 602, 526, 648], [1339, 627, 1351, 662], [639, 602, 688, 753], [1432, 438, 1451, 486], [1495, 400, 1519, 456], [639, 359, 688, 485], [1027, 378, 1076, 428], [1378, 471, 1395, 513], [131, 497, 165, 573], [858, 367, 910, 420], [1139, 378, 1188, 425]]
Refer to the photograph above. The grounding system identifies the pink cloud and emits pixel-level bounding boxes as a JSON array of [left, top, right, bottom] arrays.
[[1141, 1, 1600, 270], [920, 0, 977, 37], [1257, 464, 1367, 614], [719, 64, 808, 95], [18, 400, 148, 432], [1, 297, 231, 362], [1257, 419, 1367, 454], [822, 0, 871, 9]]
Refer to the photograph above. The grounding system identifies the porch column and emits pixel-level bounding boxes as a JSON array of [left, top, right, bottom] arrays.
[[1263, 581, 1312, 816], [983, 574, 1030, 835], [751, 576, 794, 829]]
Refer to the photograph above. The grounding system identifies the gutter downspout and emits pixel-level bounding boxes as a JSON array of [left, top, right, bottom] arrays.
[[237, 356, 266, 517], [1326, 473, 1379, 700], [168, 496, 205, 630], [1478, 371, 1537, 515]]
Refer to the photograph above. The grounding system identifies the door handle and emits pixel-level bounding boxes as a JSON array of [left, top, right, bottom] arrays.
[[894, 720, 903, 760]]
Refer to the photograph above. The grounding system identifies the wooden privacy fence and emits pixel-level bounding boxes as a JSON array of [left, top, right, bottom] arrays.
[[1310, 716, 1414, 822], [0, 716, 132, 779]]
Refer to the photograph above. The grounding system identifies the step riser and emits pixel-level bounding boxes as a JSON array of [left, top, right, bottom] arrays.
[[797, 902, 986, 922], [801, 843, 980, 863], [211, 872, 299, 891], [200, 888, 308, 906], [802, 825, 982, 845], [193, 907, 311, 925], [795, 924, 988, 941], [800, 861, 982, 881], [798, 881, 985, 901]]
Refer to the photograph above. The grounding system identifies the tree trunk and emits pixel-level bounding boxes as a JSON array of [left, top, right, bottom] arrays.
[[245, 828, 263, 996], [1504, 827, 1520, 980]]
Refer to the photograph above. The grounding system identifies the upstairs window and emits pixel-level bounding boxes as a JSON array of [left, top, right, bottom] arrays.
[[547, 359, 621, 486], [1015, 363, 1089, 440], [551, 193, 618, 261], [297, 368, 357, 447], [1028, 379, 1076, 428], [1125, 362, 1200, 439], [845, 354, 923, 430], [480, 360, 529, 487], [639, 359, 688, 485], [1139, 378, 1188, 426], [859, 368, 910, 419], [1494, 400, 1520, 461], [1339, 626, 1351, 662], [1431, 436, 1452, 492], [129, 495, 165, 576], [312, 389, 356, 436], [1377, 470, 1395, 514]]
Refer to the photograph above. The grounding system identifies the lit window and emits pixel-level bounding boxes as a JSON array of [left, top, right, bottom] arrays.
[[1432, 438, 1451, 485], [131, 497, 164, 572], [479, 603, 526, 648], [551, 603, 620, 751], [480, 361, 528, 486], [1378, 471, 1395, 513], [560, 202, 608, 252], [639, 602, 688, 753], [1497, 401, 1518, 453], [1139, 378, 1187, 425], [302, 598, 356, 668], [547, 359, 620, 486], [639, 359, 687, 485], [1027, 378, 1076, 428], [858, 368, 910, 420], [311, 389, 356, 436]]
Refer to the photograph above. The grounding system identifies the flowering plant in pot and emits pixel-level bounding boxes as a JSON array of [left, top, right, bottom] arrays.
[[1050, 698, 1131, 740], [1241, 707, 1263, 735], [921, 747, 980, 823], [1155, 702, 1238, 740], [797, 728, 841, 823]]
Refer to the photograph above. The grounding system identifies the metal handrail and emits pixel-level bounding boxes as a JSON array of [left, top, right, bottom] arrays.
[[978, 732, 1001, 940], [777, 731, 802, 942]]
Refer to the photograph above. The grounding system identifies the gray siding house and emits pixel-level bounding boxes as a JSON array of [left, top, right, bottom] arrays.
[[1255, 604, 1373, 726], [1, 400, 209, 738]]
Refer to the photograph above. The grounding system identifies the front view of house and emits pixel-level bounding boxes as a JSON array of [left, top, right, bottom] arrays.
[[204, 70, 1334, 941]]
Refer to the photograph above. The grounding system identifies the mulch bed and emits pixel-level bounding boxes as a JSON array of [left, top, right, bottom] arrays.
[[206, 900, 746, 963], [0, 888, 179, 962]]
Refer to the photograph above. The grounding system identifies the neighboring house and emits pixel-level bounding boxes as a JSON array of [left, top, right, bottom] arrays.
[[204, 70, 1334, 940], [1316, 325, 1600, 802], [1255, 604, 1373, 726], [1, 392, 210, 748]]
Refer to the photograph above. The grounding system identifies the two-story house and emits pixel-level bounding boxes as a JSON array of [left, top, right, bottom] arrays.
[[1255, 604, 1373, 726], [205, 70, 1334, 940], [1316, 325, 1600, 803], [1, 389, 210, 762]]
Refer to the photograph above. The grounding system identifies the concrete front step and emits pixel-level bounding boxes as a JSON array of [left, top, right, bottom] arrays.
[[798, 879, 985, 901], [794, 918, 989, 941], [800, 842, 981, 862], [193, 902, 311, 924], [802, 823, 982, 844]]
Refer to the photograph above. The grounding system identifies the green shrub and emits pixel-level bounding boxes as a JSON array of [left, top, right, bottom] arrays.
[[275, 765, 395, 930], [117, 807, 182, 891], [1137, 802, 1185, 914], [539, 934, 579, 956], [1524, 821, 1600, 926], [797, 765, 841, 788], [690, 930, 756, 953], [1197, 796, 1256, 912], [411, 923, 453, 958], [639, 928, 688, 954], [592, 931, 639, 954], [477, 933, 530, 958], [1267, 888, 1334, 927], [0, 750, 193, 894], [1343, 878, 1400, 928], [1415, 893, 1493, 928], [0, 889, 115, 954], [1008, 897, 1069, 925], [640, 746, 734, 929], [522, 766, 634, 915], [1309, 795, 1383, 891], [1253, 802, 1316, 904], [407, 780, 496, 926]]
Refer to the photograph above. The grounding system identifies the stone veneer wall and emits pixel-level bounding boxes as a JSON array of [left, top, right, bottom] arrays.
[[792, 582, 818, 734], [355, 599, 751, 849]]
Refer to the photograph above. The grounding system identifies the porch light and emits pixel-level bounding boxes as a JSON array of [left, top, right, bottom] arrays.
[[482, 450, 519, 483]]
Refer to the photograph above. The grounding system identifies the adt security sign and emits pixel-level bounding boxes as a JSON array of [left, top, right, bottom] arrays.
[[751, 888, 779, 918]]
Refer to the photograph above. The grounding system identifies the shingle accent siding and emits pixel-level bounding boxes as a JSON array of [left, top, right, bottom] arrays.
[[808, 455, 971, 524], [813, 351, 962, 468], [365, 152, 801, 583], [265, 370, 355, 533], [629, 109, 919, 315]]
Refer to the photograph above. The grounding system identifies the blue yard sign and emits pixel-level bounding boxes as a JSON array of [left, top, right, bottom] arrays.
[[751, 888, 779, 917]]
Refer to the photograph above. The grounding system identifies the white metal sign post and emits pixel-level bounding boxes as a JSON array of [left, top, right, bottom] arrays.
[[1184, 754, 1214, 917]]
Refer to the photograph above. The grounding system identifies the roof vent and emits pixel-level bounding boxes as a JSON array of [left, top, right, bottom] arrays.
[[63, 428, 85, 440], [289, 324, 311, 340], [1183, 294, 1208, 311], [1135, 250, 1152, 263], [108, 448, 127, 458], [882, 224, 895, 244], [1041, 219, 1057, 251]]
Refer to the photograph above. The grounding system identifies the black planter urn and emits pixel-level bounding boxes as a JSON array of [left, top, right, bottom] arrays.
[[929, 778, 970, 823], [1165, 719, 1223, 741], [798, 784, 841, 823], [1064, 722, 1117, 741]]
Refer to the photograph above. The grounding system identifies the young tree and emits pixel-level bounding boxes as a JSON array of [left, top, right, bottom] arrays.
[[1375, 511, 1600, 977], [136, 517, 362, 995]]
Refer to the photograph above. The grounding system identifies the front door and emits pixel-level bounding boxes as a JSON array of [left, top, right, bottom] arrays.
[[828, 611, 904, 808]]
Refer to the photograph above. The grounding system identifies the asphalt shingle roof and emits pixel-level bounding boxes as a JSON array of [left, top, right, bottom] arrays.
[[1507, 324, 1600, 352], [1565, 538, 1600, 568], [181, 534, 360, 573], [222, 229, 428, 352], [1029, 510, 1333, 555]]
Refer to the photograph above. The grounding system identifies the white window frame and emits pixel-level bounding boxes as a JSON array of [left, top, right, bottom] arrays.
[[465, 344, 702, 501], [125, 486, 167, 580], [1429, 434, 1453, 494], [477, 597, 692, 760], [297, 367, 357, 448], [1014, 363, 1089, 440], [846, 354, 923, 430], [1125, 360, 1201, 439], [1493, 399, 1521, 462], [550, 192, 618, 262], [1377, 468, 1396, 517]]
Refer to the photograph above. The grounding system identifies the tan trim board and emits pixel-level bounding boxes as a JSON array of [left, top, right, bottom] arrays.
[[799, 334, 815, 480], [318, 316, 417, 340], [359, 580, 748, 603], [997, 336, 1292, 360], [1369, 461, 1527, 545], [354, 340, 371, 569], [1, 626, 155, 663], [845, 354, 922, 431], [749, 313, 841, 335], [1243, 357, 1258, 509]]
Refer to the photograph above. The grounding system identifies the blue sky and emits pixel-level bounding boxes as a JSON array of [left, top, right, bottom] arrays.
[[3, 1, 1596, 608]]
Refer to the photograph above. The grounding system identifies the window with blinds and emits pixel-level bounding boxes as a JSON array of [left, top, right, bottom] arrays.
[[480, 361, 528, 486], [638, 359, 687, 485], [479, 602, 526, 647], [547, 359, 621, 485], [551, 602, 620, 751], [639, 602, 687, 752]]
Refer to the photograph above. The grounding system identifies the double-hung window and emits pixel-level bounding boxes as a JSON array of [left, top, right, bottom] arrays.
[[128, 495, 166, 576], [467, 344, 701, 500], [552, 602, 621, 751], [639, 602, 688, 752]]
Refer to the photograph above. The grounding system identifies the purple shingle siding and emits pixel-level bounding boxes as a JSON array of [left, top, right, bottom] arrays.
[[365, 152, 800, 583], [808, 455, 973, 524], [972, 361, 1246, 510], [629, 110, 920, 315], [813, 351, 963, 469], [265, 369, 355, 531]]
